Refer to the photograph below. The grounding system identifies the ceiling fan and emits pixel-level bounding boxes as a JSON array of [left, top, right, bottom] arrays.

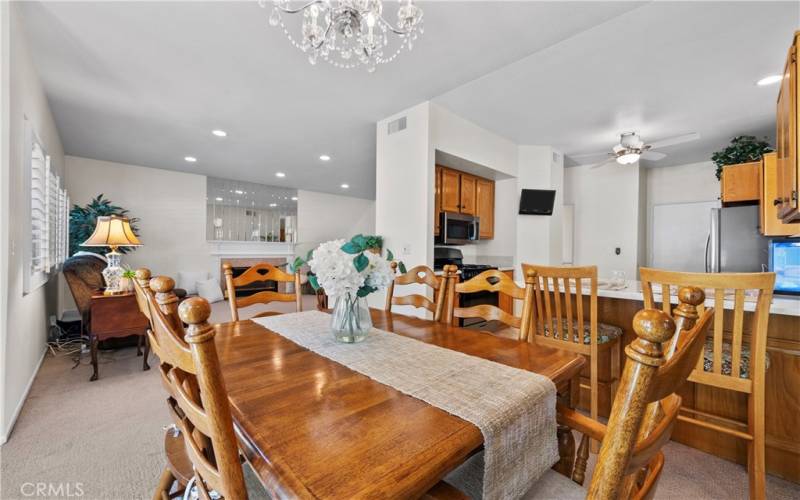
[[572, 132, 700, 169]]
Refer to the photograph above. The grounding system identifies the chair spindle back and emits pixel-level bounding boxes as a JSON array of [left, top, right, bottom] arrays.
[[384, 261, 447, 321]]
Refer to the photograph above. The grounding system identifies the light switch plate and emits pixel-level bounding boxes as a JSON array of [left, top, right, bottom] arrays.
[[402, 244, 412, 256]]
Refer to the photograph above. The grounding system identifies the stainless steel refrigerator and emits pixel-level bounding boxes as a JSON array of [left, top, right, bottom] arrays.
[[706, 205, 769, 273]]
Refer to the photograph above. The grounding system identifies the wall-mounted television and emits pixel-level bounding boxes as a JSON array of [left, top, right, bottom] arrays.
[[519, 189, 556, 215], [769, 238, 800, 296]]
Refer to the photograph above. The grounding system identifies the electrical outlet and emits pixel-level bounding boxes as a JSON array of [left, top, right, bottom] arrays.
[[402, 244, 412, 256], [49, 314, 57, 327]]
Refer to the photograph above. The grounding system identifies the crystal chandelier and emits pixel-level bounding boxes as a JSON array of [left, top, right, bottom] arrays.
[[261, 0, 424, 72]]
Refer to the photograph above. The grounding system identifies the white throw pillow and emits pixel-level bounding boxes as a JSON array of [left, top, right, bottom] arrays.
[[196, 278, 224, 304], [177, 271, 209, 295]]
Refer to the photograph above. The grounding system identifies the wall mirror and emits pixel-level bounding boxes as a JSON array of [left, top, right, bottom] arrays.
[[206, 177, 298, 242]]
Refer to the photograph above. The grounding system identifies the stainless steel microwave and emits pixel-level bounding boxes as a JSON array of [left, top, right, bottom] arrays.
[[437, 212, 479, 245]]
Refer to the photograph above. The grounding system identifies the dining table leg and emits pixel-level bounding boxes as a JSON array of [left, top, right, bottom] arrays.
[[553, 374, 580, 477]]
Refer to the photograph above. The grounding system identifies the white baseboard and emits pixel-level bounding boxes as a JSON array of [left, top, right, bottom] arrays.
[[0, 347, 46, 445]]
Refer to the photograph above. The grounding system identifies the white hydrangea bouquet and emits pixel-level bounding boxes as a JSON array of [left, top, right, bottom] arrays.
[[291, 235, 403, 343]]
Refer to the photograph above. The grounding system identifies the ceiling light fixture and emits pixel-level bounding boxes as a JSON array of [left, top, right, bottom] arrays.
[[340, 183, 349, 189], [235, 190, 244, 194], [263, 0, 423, 73], [616, 152, 640, 165], [275, 172, 286, 178], [269, 203, 278, 207], [215, 197, 223, 201], [291, 196, 298, 201], [319, 154, 331, 161], [756, 74, 783, 86], [184, 156, 197, 163], [212, 129, 227, 137]]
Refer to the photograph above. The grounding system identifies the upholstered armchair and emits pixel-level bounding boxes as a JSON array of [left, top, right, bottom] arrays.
[[62, 253, 107, 336]]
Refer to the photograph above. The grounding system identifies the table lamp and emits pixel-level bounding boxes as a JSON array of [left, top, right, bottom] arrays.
[[81, 215, 142, 293]]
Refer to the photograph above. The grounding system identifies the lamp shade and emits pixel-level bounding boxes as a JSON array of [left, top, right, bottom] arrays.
[[81, 215, 142, 248]]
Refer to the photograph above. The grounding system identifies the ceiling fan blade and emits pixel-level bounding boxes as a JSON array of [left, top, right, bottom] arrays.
[[570, 151, 611, 159], [640, 151, 666, 161], [586, 157, 618, 169], [647, 132, 700, 150]]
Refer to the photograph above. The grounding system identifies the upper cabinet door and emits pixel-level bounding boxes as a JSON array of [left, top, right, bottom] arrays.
[[776, 35, 798, 221], [761, 152, 800, 235], [440, 168, 461, 213], [476, 178, 494, 239], [460, 174, 477, 215]]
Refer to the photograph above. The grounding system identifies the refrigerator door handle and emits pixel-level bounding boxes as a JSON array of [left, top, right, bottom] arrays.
[[704, 234, 711, 273]]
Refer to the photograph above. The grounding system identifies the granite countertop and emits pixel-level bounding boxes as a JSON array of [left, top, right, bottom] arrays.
[[511, 278, 800, 317]]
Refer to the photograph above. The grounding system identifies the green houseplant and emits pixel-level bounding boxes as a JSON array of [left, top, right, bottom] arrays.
[[69, 194, 140, 256], [711, 136, 772, 180]]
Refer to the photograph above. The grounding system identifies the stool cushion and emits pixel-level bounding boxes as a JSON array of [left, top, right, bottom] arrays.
[[543, 319, 623, 345], [702, 339, 770, 379]]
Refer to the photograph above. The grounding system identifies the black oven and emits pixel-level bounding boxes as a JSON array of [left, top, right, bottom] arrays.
[[437, 212, 479, 245]]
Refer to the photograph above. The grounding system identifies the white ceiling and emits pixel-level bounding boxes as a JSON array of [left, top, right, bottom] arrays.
[[19, 2, 799, 200]]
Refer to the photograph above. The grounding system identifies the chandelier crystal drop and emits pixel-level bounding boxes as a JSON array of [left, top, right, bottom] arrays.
[[261, 0, 423, 72]]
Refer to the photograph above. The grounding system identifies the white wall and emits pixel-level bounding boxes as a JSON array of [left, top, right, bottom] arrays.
[[2, 5, 65, 443], [515, 146, 564, 271], [0, 0, 10, 444], [374, 102, 432, 314], [296, 189, 375, 257], [563, 162, 642, 278]]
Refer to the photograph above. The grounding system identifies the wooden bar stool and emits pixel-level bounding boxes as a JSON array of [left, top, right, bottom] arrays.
[[522, 263, 623, 450], [640, 267, 775, 500]]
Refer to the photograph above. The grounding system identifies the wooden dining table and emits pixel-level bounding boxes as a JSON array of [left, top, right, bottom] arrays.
[[212, 308, 586, 499]]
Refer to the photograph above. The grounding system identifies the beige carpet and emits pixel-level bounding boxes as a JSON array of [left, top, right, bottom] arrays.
[[1, 324, 799, 499]]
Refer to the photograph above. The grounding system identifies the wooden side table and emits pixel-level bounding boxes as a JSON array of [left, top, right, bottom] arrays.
[[89, 291, 150, 381]]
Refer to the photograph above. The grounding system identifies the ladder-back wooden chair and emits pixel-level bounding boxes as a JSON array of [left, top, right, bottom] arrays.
[[223, 262, 302, 322], [384, 261, 447, 321], [639, 267, 775, 499], [149, 286, 270, 499], [443, 265, 535, 341], [522, 263, 623, 447], [518, 287, 714, 499]]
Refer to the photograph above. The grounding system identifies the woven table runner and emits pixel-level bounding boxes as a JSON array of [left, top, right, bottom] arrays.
[[252, 311, 558, 500]]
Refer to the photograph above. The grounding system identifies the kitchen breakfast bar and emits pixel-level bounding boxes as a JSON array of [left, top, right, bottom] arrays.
[[528, 278, 800, 483]]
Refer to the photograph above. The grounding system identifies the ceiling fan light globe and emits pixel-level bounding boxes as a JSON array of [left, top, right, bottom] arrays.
[[617, 152, 640, 165]]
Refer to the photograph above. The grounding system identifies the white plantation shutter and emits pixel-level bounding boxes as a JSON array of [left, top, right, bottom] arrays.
[[29, 141, 48, 275], [25, 120, 70, 293]]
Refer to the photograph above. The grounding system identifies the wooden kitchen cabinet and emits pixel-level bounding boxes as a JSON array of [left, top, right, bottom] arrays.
[[776, 31, 799, 222], [459, 174, 477, 215], [476, 177, 494, 239], [497, 269, 514, 314], [440, 167, 461, 213], [434, 165, 496, 239], [760, 152, 800, 236], [721, 161, 760, 204]]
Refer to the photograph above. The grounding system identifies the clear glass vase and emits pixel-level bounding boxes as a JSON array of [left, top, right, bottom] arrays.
[[330, 293, 372, 343]]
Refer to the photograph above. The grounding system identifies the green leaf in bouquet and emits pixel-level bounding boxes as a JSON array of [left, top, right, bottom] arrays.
[[341, 241, 360, 254], [398, 261, 407, 274], [307, 273, 320, 291], [351, 234, 368, 250], [357, 285, 377, 297], [386, 249, 394, 261], [353, 252, 369, 272], [291, 256, 305, 273]]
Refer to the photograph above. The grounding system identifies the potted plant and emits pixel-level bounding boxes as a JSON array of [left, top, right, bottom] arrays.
[[69, 194, 140, 256], [291, 234, 403, 343], [711, 135, 772, 180], [119, 268, 136, 293]]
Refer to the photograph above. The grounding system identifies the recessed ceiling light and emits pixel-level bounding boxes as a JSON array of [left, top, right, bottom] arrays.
[[275, 172, 286, 178], [212, 129, 227, 137], [235, 189, 244, 194], [756, 74, 783, 86], [319, 154, 331, 161], [340, 183, 349, 189], [269, 203, 277, 207], [184, 156, 197, 163], [291, 196, 298, 201], [215, 197, 223, 201]]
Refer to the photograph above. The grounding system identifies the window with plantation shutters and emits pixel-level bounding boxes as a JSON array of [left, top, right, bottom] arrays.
[[24, 119, 70, 294]]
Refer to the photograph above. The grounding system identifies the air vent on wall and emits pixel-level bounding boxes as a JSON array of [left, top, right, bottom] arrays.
[[388, 116, 407, 135]]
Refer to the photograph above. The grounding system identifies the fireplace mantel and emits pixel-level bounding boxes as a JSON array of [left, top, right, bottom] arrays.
[[208, 240, 295, 257]]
